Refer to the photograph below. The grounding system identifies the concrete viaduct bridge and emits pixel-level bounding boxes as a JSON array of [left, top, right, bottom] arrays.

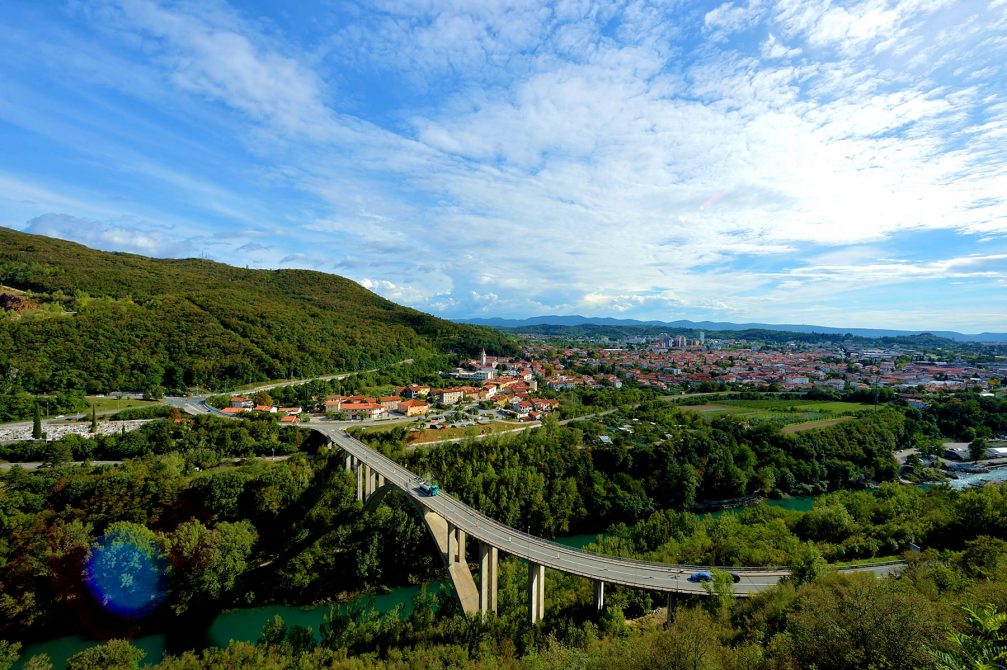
[[314, 425, 903, 623]]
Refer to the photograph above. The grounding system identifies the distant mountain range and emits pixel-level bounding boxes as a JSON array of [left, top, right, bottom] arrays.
[[457, 315, 1007, 343]]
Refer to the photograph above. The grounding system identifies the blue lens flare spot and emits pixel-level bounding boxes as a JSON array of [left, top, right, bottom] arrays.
[[85, 533, 166, 618]]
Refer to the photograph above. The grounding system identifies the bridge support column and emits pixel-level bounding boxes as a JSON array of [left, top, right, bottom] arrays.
[[377, 473, 385, 489], [446, 525, 467, 564], [479, 543, 498, 614], [344, 454, 352, 472], [355, 463, 363, 502], [593, 581, 605, 612], [528, 562, 545, 624], [667, 593, 674, 625]]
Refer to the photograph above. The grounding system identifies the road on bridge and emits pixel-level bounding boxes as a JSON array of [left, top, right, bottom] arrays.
[[319, 425, 904, 597]]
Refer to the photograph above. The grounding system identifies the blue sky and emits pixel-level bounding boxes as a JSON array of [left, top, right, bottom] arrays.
[[1, 0, 1006, 332]]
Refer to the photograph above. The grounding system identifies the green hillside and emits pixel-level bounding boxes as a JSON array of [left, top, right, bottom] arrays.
[[0, 227, 513, 397]]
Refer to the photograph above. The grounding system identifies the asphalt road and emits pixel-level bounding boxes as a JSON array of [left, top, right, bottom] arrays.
[[320, 425, 904, 596]]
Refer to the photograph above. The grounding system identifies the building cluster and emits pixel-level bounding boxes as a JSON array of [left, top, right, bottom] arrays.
[[521, 337, 1004, 394], [224, 397, 304, 423]]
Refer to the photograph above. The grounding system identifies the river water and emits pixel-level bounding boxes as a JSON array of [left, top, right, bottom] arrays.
[[13, 583, 444, 669], [946, 465, 1007, 489]]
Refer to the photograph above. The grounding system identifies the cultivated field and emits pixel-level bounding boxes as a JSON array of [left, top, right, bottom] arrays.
[[84, 395, 161, 413], [679, 398, 876, 432]]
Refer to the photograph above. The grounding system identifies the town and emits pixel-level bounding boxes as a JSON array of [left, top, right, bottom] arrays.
[[519, 332, 1005, 396]]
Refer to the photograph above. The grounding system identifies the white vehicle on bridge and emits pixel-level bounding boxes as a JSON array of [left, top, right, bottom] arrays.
[[418, 479, 441, 496]]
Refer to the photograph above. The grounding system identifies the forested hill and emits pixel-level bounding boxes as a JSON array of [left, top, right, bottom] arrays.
[[0, 227, 514, 395]]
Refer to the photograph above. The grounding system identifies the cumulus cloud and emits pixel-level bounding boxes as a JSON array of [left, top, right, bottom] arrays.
[[4, 0, 1007, 330], [761, 32, 801, 58], [23, 213, 194, 258]]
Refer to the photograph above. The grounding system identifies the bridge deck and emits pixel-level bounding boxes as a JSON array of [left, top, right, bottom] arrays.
[[323, 427, 904, 596]]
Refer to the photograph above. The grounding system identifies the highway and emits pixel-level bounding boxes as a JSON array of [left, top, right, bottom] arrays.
[[319, 425, 904, 597]]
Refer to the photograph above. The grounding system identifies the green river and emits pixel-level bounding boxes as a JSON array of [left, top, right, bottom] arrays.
[[13, 496, 818, 668]]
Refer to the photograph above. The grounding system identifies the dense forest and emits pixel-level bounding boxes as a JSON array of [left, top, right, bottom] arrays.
[[0, 228, 516, 402], [3, 413, 1007, 669], [0, 427, 439, 643], [390, 403, 909, 538]]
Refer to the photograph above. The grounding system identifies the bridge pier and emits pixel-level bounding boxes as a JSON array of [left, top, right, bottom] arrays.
[[355, 462, 363, 502], [593, 580, 605, 612], [478, 543, 498, 614], [528, 562, 545, 624], [447, 525, 468, 564]]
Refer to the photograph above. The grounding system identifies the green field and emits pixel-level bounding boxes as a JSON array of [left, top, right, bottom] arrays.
[[84, 395, 161, 413], [679, 398, 877, 431]]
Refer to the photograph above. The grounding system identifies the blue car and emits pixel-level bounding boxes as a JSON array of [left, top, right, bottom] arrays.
[[688, 571, 713, 582]]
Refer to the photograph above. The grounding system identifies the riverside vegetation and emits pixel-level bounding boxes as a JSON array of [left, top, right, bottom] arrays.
[[3, 399, 1007, 669]]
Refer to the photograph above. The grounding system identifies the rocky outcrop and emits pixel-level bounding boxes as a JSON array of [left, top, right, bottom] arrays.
[[0, 292, 34, 313]]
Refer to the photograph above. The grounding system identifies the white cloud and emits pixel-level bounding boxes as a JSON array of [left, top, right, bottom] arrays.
[[22, 213, 194, 257], [5, 0, 1006, 330], [88, 0, 333, 136], [761, 32, 802, 58], [704, 0, 766, 40]]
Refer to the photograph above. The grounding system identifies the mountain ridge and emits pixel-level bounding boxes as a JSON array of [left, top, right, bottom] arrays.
[[0, 226, 513, 395], [456, 314, 1007, 343]]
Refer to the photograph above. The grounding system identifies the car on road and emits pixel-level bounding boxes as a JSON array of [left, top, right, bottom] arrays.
[[728, 571, 742, 583], [687, 571, 713, 582]]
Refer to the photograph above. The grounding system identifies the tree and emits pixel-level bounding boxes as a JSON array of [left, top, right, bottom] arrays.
[[85, 522, 168, 618], [44, 440, 73, 466], [0, 641, 20, 670], [24, 655, 53, 670], [90, 403, 97, 434], [931, 604, 1007, 670], [32, 401, 42, 439], [253, 391, 273, 407], [788, 541, 827, 586], [790, 575, 942, 670], [168, 519, 258, 614], [970, 437, 989, 462], [66, 640, 144, 670], [704, 569, 736, 618]]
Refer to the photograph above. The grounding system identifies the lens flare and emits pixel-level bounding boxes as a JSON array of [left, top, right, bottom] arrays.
[[84, 531, 166, 619]]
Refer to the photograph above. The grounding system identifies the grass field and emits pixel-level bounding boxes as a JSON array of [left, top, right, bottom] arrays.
[[84, 395, 161, 413], [679, 398, 876, 431]]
